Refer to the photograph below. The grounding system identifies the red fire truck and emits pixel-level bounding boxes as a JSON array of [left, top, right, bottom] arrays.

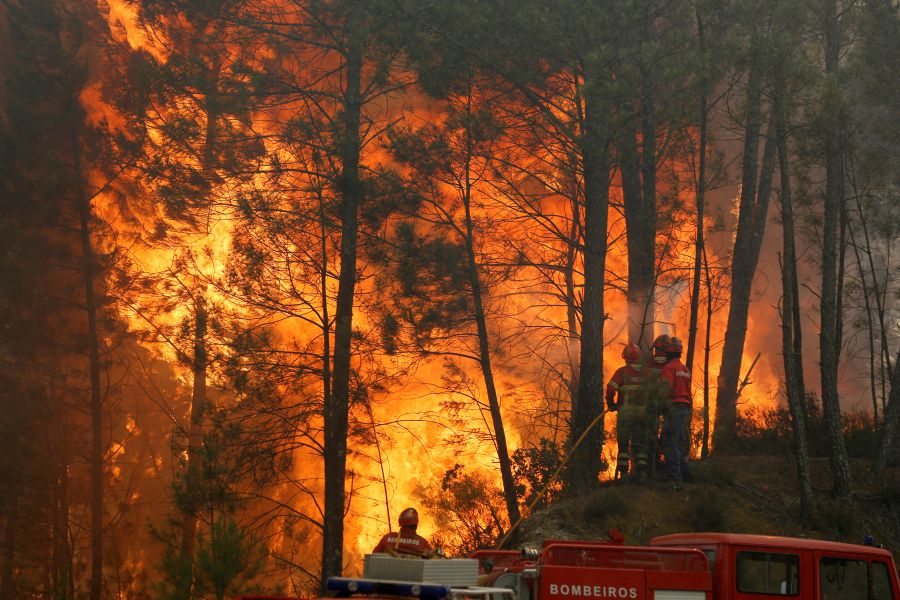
[[649, 532, 898, 599], [237, 532, 899, 600]]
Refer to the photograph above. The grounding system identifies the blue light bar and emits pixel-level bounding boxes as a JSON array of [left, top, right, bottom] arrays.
[[327, 577, 451, 600]]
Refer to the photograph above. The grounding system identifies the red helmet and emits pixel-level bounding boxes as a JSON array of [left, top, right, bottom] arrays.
[[652, 334, 670, 363], [652, 334, 670, 353], [622, 343, 641, 362], [667, 337, 683, 355], [398, 507, 419, 527]]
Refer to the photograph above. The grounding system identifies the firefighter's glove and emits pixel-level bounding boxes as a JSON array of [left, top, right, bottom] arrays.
[[606, 399, 618, 412]]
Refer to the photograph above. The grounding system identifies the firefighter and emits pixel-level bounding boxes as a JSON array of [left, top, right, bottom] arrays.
[[606, 343, 649, 481], [372, 507, 435, 557], [659, 337, 693, 488], [644, 334, 671, 477]]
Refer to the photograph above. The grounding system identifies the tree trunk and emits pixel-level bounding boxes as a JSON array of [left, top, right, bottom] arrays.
[[637, 48, 657, 347], [714, 57, 777, 453], [565, 176, 582, 435], [848, 212, 880, 427], [52, 439, 73, 600], [179, 58, 219, 598], [463, 192, 521, 527], [853, 193, 893, 418], [179, 295, 207, 599], [461, 96, 520, 527], [776, 90, 813, 526], [618, 29, 659, 351], [687, 10, 708, 374], [820, 0, 853, 497], [566, 76, 611, 493], [73, 129, 104, 600], [1, 490, 18, 599], [872, 351, 900, 480], [321, 15, 363, 590], [701, 244, 712, 458], [620, 116, 657, 349]]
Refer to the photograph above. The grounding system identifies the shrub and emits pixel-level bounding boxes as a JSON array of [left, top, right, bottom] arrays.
[[734, 393, 877, 459], [688, 492, 728, 532], [583, 490, 629, 522], [512, 438, 565, 510], [421, 464, 508, 556]]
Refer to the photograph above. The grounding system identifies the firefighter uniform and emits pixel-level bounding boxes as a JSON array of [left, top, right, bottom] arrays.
[[372, 507, 433, 557], [660, 338, 693, 487], [606, 344, 648, 479], [372, 528, 433, 556], [644, 335, 672, 477]]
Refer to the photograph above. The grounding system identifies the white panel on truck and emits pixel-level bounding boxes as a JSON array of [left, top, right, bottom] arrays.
[[653, 591, 706, 600], [363, 555, 479, 586]]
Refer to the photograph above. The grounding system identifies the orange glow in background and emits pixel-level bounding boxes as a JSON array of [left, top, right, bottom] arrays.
[[78, 0, 872, 591]]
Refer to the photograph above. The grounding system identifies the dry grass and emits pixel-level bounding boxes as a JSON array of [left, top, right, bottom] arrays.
[[516, 455, 900, 556]]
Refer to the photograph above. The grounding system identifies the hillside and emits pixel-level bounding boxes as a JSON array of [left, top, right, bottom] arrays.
[[514, 455, 900, 556]]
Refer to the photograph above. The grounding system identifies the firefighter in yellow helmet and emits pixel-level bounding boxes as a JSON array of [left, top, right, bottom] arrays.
[[606, 343, 649, 481], [372, 507, 435, 557]]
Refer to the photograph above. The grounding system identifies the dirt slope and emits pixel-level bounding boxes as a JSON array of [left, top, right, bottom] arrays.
[[514, 456, 900, 556]]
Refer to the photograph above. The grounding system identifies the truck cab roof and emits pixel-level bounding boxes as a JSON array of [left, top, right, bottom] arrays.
[[650, 532, 895, 557]]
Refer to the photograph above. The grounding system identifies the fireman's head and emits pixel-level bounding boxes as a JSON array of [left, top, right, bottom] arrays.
[[622, 343, 642, 369], [398, 507, 419, 530], [652, 335, 671, 364], [666, 337, 684, 359]]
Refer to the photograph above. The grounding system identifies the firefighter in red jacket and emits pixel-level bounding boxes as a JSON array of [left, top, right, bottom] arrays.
[[606, 343, 648, 480], [372, 507, 435, 557], [659, 337, 693, 488]]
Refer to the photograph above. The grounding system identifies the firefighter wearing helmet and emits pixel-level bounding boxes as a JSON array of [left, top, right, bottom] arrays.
[[659, 336, 693, 488], [650, 334, 671, 367], [605, 343, 649, 480], [643, 334, 672, 475], [372, 507, 435, 557]]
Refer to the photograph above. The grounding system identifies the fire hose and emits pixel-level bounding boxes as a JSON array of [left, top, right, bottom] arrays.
[[495, 410, 606, 549]]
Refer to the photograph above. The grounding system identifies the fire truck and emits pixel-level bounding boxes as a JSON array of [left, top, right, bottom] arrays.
[[237, 532, 899, 600]]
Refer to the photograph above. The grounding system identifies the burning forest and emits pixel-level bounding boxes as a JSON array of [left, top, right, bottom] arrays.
[[0, 0, 898, 598]]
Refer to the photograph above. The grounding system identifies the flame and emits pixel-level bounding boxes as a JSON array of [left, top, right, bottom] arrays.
[[70, 3, 872, 593]]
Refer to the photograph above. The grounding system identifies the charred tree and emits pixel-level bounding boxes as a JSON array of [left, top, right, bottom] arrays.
[[686, 8, 709, 375], [847, 206, 881, 428], [383, 75, 523, 528], [322, 9, 364, 587], [461, 164, 522, 528], [72, 124, 106, 600], [0, 2, 103, 595], [873, 351, 900, 481], [0, 492, 18, 599], [568, 78, 612, 493], [850, 193, 895, 427], [714, 48, 778, 452], [619, 112, 657, 348], [51, 436, 73, 600], [179, 295, 208, 599], [701, 246, 714, 458], [775, 86, 812, 525], [616, 1, 687, 350], [820, 0, 853, 497]]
